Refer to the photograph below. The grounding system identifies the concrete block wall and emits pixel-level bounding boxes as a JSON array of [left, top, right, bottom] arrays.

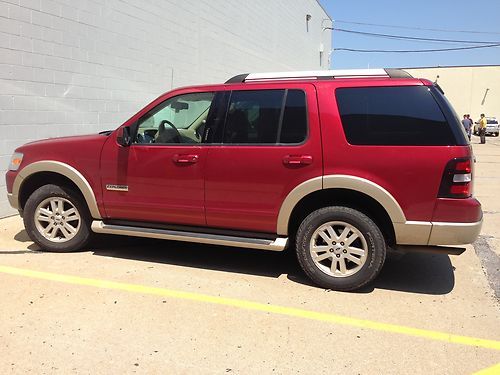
[[0, 0, 331, 217]]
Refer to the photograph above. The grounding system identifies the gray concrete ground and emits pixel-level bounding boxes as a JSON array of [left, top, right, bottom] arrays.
[[473, 134, 500, 300], [0, 134, 499, 374]]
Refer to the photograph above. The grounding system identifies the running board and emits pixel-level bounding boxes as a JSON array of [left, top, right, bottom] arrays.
[[91, 221, 288, 251]]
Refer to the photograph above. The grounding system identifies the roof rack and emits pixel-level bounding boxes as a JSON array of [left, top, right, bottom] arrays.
[[225, 68, 412, 83]]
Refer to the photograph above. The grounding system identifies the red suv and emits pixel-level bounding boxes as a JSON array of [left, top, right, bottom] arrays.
[[6, 69, 482, 291]]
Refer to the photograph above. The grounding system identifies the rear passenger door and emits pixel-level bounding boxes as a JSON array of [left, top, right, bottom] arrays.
[[204, 84, 322, 233]]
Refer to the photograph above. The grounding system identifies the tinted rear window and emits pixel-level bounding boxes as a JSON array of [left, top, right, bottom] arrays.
[[223, 90, 284, 144], [280, 90, 308, 143], [336, 86, 456, 146], [222, 89, 307, 145]]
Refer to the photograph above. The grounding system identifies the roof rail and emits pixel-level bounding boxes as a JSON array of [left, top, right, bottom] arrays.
[[225, 68, 412, 83]]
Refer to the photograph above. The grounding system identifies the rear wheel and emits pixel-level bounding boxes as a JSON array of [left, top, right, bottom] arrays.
[[24, 184, 91, 252], [295, 206, 386, 291]]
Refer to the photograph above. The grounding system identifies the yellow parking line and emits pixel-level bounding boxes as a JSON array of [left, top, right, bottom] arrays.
[[1, 264, 499, 351], [473, 362, 500, 374]]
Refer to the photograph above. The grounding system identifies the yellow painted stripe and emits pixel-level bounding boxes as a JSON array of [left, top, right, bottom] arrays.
[[1, 264, 499, 351], [473, 362, 500, 375]]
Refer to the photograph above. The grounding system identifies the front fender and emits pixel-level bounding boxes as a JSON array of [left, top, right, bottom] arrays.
[[12, 161, 102, 219]]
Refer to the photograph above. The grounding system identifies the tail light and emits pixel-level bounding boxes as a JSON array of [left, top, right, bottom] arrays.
[[438, 157, 473, 198]]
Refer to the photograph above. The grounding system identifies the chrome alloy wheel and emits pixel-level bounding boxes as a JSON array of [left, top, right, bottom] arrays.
[[309, 221, 368, 278], [34, 197, 81, 242]]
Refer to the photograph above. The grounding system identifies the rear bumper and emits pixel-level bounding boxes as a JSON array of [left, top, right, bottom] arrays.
[[428, 219, 483, 245], [395, 217, 483, 246]]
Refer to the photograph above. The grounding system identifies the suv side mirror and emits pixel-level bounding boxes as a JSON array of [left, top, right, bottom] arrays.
[[117, 126, 132, 147]]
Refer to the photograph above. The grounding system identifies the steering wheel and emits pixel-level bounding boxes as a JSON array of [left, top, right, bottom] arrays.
[[156, 120, 182, 143]]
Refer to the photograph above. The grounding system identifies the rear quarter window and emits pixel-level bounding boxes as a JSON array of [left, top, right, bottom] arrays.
[[335, 86, 457, 146]]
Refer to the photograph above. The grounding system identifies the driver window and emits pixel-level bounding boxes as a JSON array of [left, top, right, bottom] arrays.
[[134, 92, 215, 144]]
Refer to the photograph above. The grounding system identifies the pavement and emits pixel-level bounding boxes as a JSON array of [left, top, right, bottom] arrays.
[[473, 134, 500, 300], [0, 134, 499, 374]]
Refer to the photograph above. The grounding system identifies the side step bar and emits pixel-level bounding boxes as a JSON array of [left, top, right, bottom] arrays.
[[91, 221, 288, 252]]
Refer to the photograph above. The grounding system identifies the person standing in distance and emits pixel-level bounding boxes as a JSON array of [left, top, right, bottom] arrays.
[[479, 113, 487, 144], [462, 114, 472, 141], [466, 114, 473, 140]]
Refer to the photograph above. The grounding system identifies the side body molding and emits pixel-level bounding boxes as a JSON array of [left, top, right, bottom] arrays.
[[12, 161, 102, 219], [276, 175, 406, 236]]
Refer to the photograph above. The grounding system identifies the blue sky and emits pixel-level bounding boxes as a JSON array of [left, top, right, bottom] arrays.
[[318, 0, 500, 69]]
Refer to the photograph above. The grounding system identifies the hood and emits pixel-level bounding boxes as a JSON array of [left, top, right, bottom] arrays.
[[20, 133, 110, 149], [16, 132, 111, 168]]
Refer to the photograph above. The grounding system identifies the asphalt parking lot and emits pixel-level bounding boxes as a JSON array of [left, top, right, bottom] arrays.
[[1, 134, 499, 374]]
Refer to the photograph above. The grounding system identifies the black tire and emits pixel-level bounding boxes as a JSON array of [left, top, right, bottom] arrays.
[[23, 184, 91, 252], [295, 206, 386, 291]]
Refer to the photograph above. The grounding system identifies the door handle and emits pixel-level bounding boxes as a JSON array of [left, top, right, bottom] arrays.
[[173, 154, 199, 164], [283, 155, 313, 166]]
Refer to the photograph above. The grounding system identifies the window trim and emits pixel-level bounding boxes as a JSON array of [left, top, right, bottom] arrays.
[[275, 90, 288, 143]]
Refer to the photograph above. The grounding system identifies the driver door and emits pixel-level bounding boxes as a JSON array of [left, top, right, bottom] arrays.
[[100, 91, 217, 226]]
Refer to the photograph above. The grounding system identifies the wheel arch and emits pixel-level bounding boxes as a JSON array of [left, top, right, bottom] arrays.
[[277, 175, 406, 245], [14, 161, 102, 219]]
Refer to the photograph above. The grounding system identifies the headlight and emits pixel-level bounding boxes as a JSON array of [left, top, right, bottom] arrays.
[[8, 152, 23, 171]]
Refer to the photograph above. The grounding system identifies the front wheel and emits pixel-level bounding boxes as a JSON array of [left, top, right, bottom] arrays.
[[24, 184, 91, 252], [295, 206, 386, 291]]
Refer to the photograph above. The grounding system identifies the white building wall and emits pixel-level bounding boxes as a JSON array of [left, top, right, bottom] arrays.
[[0, 0, 331, 217]]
